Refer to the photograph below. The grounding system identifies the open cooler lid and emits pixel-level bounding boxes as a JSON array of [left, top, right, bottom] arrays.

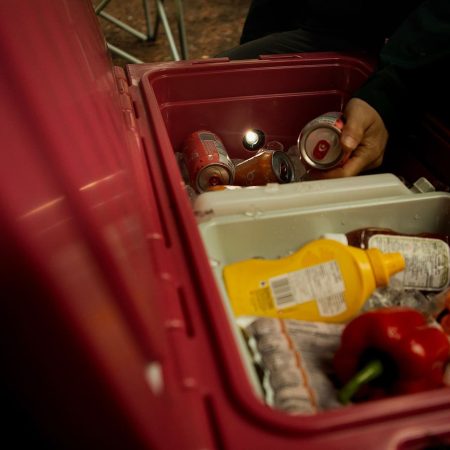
[[0, 1, 206, 448], [3, 2, 450, 449]]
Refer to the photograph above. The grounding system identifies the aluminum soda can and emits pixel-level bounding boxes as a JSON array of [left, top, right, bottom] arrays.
[[298, 112, 345, 170], [234, 150, 294, 186], [182, 130, 235, 192]]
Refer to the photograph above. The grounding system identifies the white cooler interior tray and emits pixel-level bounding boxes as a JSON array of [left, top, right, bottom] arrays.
[[197, 187, 450, 402]]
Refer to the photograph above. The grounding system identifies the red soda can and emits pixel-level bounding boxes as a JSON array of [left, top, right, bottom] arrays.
[[298, 112, 345, 170], [182, 130, 235, 192], [234, 150, 294, 186]]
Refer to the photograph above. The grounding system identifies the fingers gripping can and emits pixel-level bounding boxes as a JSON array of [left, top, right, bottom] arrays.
[[182, 130, 235, 192], [234, 150, 294, 186], [298, 112, 345, 170]]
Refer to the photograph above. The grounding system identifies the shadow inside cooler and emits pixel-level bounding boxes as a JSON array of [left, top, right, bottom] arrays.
[[139, 56, 450, 416], [145, 56, 373, 162]]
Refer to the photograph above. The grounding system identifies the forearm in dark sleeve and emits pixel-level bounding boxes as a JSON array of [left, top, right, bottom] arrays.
[[353, 0, 450, 130], [353, 66, 411, 131]]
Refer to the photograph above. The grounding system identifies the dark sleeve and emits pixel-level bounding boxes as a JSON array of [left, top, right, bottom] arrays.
[[353, 0, 450, 131]]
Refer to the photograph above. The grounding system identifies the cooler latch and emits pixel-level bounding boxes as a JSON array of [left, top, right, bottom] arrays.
[[410, 177, 436, 193]]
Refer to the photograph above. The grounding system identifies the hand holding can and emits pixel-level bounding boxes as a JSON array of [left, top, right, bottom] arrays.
[[298, 112, 346, 170], [309, 100, 389, 178]]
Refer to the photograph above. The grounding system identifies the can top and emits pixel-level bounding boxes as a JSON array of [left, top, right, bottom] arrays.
[[271, 151, 294, 183], [299, 125, 343, 169], [196, 164, 233, 192]]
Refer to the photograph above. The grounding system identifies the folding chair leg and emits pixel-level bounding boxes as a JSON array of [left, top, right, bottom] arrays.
[[156, 0, 181, 61], [95, 0, 189, 62], [107, 43, 144, 63], [174, 0, 188, 59], [94, 0, 113, 14], [142, 0, 154, 40], [99, 11, 150, 41]]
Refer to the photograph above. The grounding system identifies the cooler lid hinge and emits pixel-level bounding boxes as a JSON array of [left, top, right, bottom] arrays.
[[113, 66, 138, 132], [113, 66, 130, 95]]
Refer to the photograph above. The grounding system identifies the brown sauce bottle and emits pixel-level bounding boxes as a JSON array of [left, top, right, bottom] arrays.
[[324, 227, 450, 249]]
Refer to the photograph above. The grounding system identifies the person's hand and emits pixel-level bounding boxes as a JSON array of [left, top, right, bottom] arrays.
[[312, 98, 389, 179]]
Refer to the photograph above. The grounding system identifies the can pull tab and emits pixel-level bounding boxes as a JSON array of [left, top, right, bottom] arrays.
[[312, 140, 330, 160]]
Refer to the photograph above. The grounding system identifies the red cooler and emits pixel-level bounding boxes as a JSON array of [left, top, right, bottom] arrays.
[[1, 1, 450, 449]]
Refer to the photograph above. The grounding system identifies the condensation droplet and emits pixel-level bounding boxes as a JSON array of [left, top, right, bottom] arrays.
[[209, 258, 221, 268], [244, 206, 263, 218]]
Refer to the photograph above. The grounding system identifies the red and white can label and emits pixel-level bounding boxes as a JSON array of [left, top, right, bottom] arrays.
[[182, 130, 234, 192], [298, 112, 344, 170]]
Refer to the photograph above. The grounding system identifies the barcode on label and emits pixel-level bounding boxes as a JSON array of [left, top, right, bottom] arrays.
[[270, 276, 297, 309]]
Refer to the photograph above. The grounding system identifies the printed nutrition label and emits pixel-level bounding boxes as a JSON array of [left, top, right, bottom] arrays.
[[369, 235, 450, 290], [269, 260, 346, 316]]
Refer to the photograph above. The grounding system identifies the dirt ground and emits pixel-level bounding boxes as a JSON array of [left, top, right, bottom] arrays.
[[92, 0, 251, 66]]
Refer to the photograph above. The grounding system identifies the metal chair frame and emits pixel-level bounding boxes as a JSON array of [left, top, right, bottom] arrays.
[[95, 0, 188, 62]]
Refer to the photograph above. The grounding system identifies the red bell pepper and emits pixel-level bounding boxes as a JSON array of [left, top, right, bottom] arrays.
[[334, 307, 450, 404], [430, 287, 450, 335]]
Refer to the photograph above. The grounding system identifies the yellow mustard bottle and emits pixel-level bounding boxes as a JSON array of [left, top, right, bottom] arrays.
[[223, 238, 405, 323]]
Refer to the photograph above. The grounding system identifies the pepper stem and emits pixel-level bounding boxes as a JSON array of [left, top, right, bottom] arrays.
[[338, 359, 384, 405]]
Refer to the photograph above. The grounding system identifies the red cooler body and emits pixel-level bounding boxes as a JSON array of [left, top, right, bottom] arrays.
[[1, 1, 450, 449]]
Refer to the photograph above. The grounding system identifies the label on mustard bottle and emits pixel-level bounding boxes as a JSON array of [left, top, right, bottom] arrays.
[[368, 235, 450, 291], [264, 260, 346, 317], [224, 238, 404, 323]]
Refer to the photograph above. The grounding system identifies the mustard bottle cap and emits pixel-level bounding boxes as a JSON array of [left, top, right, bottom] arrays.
[[366, 248, 405, 286]]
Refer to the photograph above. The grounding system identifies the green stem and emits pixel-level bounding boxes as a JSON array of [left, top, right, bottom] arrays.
[[338, 359, 384, 405]]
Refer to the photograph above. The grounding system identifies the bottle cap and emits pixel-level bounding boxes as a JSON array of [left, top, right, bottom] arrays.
[[366, 248, 405, 286], [322, 234, 349, 245]]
